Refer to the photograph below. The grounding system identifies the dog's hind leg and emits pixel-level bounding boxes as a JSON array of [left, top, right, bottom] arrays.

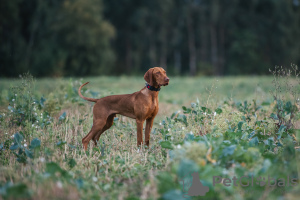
[[82, 119, 107, 151], [92, 114, 116, 146]]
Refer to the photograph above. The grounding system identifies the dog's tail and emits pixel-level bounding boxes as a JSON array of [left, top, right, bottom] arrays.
[[78, 82, 97, 102]]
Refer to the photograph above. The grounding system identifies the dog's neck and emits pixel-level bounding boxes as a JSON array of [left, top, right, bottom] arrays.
[[142, 85, 159, 98], [145, 83, 160, 91]]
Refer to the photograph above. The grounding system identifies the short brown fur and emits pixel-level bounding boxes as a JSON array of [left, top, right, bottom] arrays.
[[78, 67, 169, 150]]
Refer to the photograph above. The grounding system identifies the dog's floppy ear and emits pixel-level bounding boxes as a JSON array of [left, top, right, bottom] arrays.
[[144, 68, 154, 86]]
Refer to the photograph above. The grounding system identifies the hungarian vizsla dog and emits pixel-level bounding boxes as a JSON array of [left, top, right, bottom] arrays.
[[78, 67, 169, 150]]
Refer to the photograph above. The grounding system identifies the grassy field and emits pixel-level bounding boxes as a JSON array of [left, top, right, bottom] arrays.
[[0, 76, 276, 119], [0, 74, 299, 200]]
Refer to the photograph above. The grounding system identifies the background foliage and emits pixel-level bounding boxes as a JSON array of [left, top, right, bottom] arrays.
[[1, 0, 300, 77]]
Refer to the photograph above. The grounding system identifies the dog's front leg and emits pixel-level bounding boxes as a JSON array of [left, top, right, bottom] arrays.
[[136, 119, 144, 147], [145, 118, 154, 147]]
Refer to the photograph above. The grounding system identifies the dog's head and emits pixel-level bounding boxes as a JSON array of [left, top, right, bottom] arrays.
[[144, 67, 169, 88]]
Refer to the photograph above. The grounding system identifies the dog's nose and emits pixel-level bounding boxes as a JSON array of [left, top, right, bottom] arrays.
[[165, 77, 170, 82]]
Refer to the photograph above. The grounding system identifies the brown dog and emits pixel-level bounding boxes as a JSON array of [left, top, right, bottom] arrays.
[[78, 67, 169, 150]]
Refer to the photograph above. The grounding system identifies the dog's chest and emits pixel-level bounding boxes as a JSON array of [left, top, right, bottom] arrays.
[[148, 98, 158, 115]]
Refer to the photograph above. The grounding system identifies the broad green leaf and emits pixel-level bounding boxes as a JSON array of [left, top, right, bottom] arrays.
[[262, 101, 270, 106], [241, 132, 248, 140], [156, 172, 177, 194], [6, 183, 29, 198], [163, 190, 187, 200], [40, 97, 46, 107], [206, 108, 212, 114], [46, 162, 62, 175], [68, 158, 76, 168], [277, 125, 286, 134], [268, 137, 274, 142], [68, 144, 76, 149], [244, 101, 248, 109], [59, 112, 67, 122], [222, 145, 236, 156], [30, 138, 41, 149], [263, 139, 269, 146], [159, 141, 173, 149], [249, 136, 259, 146], [177, 159, 199, 179], [277, 141, 283, 147], [248, 131, 255, 139], [14, 132, 23, 145], [75, 179, 84, 189], [215, 108, 223, 114], [15, 151, 27, 164], [255, 121, 261, 127], [25, 149, 33, 159], [10, 143, 19, 150], [238, 121, 244, 131], [260, 159, 271, 173], [223, 140, 231, 144], [270, 113, 278, 120], [191, 103, 196, 108], [171, 111, 180, 119], [277, 134, 282, 140], [284, 101, 292, 113], [184, 133, 194, 141], [56, 140, 67, 147]]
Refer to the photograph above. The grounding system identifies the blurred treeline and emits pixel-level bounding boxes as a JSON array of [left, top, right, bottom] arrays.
[[1, 0, 300, 77]]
